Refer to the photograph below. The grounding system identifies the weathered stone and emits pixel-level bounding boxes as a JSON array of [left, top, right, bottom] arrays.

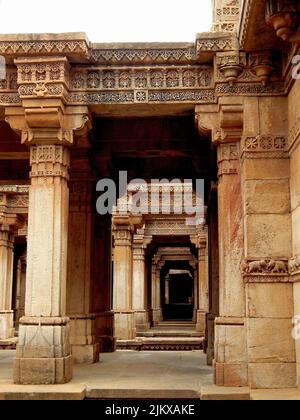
[[247, 318, 295, 364], [246, 284, 294, 318]]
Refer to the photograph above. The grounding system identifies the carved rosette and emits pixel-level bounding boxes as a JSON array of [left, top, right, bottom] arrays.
[[241, 135, 288, 159], [241, 258, 290, 283]]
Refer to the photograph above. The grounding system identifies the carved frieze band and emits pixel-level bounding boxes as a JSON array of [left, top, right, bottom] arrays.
[[241, 135, 288, 159], [91, 48, 197, 64], [0, 40, 89, 56], [242, 257, 300, 283], [69, 66, 215, 105]]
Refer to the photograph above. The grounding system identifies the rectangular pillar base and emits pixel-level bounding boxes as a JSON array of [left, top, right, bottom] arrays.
[[72, 344, 100, 364], [13, 355, 73, 385], [152, 308, 162, 326], [0, 310, 15, 340], [196, 310, 207, 336], [135, 310, 150, 332], [114, 312, 136, 340], [99, 335, 116, 353], [215, 362, 249, 388]]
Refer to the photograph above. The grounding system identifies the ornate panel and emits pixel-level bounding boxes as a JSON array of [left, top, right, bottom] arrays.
[[69, 66, 215, 105], [241, 135, 288, 159], [241, 258, 290, 283]]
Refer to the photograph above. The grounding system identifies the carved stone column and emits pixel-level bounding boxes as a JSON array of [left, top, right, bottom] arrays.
[[113, 216, 136, 340], [197, 103, 248, 387], [195, 236, 209, 336], [14, 252, 27, 330], [0, 225, 15, 340], [132, 234, 149, 332], [5, 56, 91, 384], [151, 258, 163, 326]]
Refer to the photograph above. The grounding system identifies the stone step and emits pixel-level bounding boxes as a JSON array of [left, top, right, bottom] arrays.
[[137, 331, 202, 338], [0, 338, 17, 350], [117, 337, 204, 351]]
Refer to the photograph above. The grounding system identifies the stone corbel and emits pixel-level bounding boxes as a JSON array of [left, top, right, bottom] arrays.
[[265, 0, 300, 43], [217, 52, 246, 85], [216, 104, 244, 144], [249, 51, 274, 86], [195, 103, 244, 145]]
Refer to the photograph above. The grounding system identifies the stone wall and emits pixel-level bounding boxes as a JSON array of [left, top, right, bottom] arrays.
[[288, 79, 300, 386]]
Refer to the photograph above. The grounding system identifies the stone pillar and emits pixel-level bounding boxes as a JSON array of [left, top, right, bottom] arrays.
[[165, 274, 170, 306], [11, 144, 74, 384], [196, 237, 209, 335], [132, 234, 149, 332], [14, 252, 27, 330], [67, 177, 100, 364], [0, 225, 15, 340], [196, 103, 248, 387], [241, 97, 295, 389], [151, 259, 163, 325], [113, 217, 136, 340], [6, 55, 91, 384], [193, 269, 198, 323], [207, 185, 219, 366], [289, 83, 300, 387], [215, 139, 248, 387]]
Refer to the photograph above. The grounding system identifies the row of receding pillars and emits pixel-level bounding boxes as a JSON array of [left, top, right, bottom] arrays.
[[112, 225, 209, 341]]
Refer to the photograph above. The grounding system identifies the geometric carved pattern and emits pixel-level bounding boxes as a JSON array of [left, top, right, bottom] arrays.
[[71, 67, 213, 90], [30, 146, 70, 180], [242, 135, 288, 159], [212, 0, 241, 33], [91, 48, 197, 64], [69, 66, 215, 105], [218, 143, 239, 176]]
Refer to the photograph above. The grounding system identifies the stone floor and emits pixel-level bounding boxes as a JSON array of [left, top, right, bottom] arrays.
[[1, 350, 300, 400], [0, 350, 213, 399]]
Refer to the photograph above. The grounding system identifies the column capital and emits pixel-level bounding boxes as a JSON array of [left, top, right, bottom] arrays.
[[5, 105, 91, 147]]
